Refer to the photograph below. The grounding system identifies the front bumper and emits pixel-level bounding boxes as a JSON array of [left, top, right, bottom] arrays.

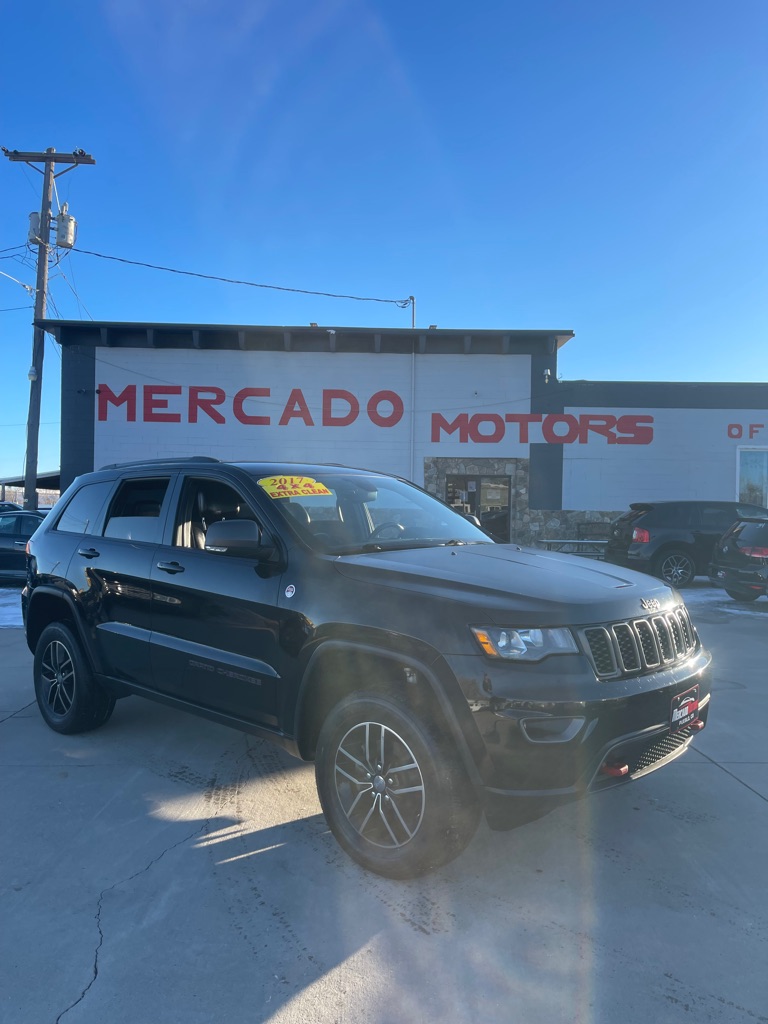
[[446, 646, 712, 829]]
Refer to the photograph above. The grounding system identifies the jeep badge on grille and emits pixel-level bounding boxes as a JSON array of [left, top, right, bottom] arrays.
[[641, 598, 661, 612]]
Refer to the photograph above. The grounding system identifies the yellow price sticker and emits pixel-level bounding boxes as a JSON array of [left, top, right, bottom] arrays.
[[258, 475, 332, 499]]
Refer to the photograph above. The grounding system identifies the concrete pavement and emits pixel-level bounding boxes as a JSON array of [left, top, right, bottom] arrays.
[[2, 582, 767, 1024]]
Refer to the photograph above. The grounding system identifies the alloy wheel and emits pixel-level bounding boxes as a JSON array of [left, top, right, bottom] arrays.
[[333, 721, 425, 849], [660, 553, 694, 585], [41, 640, 76, 717]]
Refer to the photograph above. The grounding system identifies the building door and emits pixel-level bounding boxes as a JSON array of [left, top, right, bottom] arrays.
[[445, 474, 511, 542]]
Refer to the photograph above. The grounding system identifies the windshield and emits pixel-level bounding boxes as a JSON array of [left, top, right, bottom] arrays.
[[254, 470, 493, 554]]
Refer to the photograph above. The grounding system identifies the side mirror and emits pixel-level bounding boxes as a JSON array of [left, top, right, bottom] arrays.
[[204, 519, 276, 561]]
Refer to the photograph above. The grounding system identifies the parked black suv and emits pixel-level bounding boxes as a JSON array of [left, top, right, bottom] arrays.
[[709, 515, 768, 602], [23, 459, 712, 878], [604, 500, 768, 587], [0, 510, 48, 580]]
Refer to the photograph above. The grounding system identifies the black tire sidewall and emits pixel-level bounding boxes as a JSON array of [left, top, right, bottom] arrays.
[[315, 692, 478, 879], [725, 588, 761, 602], [34, 623, 114, 734]]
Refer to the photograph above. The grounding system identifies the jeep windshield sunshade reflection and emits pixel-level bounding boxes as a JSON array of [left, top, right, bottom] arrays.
[[255, 471, 494, 553]]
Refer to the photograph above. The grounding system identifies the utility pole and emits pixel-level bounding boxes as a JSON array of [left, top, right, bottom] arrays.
[[2, 147, 95, 509]]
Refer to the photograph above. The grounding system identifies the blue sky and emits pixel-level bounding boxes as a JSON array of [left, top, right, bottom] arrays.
[[1, 0, 766, 482]]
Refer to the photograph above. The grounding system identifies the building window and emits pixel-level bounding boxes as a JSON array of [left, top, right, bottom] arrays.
[[738, 449, 768, 506]]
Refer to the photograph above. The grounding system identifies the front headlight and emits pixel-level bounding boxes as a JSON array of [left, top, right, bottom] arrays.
[[470, 626, 578, 661]]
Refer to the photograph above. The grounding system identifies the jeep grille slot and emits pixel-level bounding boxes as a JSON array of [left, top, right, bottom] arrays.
[[580, 605, 698, 679], [583, 627, 616, 676]]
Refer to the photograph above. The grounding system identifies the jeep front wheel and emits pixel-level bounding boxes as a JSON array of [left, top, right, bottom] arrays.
[[315, 692, 480, 878], [34, 623, 116, 734]]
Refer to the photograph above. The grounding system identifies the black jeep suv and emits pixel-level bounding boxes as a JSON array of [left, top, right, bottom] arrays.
[[23, 459, 712, 878], [604, 500, 768, 587]]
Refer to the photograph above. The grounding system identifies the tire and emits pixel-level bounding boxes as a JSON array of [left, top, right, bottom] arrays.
[[34, 623, 116, 734], [653, 549, 696, 587], [725, 588, 761, 602], [315, 691, 481, 879]]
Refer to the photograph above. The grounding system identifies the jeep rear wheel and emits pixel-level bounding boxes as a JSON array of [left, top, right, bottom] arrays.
[[653, 549, 696, 587], [315, 692, 480, 878], [34, 623, 116, 734]]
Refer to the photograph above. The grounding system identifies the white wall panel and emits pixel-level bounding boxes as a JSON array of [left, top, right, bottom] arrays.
[[562, 407, 767, 508], [92, 350, 532, 484]]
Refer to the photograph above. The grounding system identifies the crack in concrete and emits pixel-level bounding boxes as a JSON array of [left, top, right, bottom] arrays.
[[53, 822, 208, 1024], [696, 748, 768, 803], [0, 700, 36, 725]]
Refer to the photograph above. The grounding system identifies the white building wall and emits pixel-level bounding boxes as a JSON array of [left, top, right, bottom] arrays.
[[92, 349, 532, 485], [562, 407, 768, 508], [90, 347, 765, 508]]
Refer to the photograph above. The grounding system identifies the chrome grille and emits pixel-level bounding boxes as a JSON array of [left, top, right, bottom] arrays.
[[580, 604, 698, 680]]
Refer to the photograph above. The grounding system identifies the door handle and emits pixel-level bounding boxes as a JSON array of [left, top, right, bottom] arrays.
[[156, 560, 185, 574], [14, 540, 27, 548], [77, 547, 100, 559]]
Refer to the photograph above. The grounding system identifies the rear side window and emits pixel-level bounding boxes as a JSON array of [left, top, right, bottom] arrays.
[[55, 482, 114, 534], [616, 508, 648, 526], [734, 520, 768, 548], [102, 478, 170, 543], [0, 515, 22, 535], [699, 505, 739, 532]]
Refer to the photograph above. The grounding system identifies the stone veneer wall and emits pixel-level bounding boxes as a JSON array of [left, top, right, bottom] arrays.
[[423, 456, 622, 547]]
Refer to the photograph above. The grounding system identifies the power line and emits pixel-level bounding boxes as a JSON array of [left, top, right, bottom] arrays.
[[71, 247, 413, 308]]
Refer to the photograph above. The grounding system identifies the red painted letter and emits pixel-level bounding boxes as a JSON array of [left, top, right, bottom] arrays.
[[542, 414, 580, 444], [367, 391, 404, 428], [615, 415, 654, 445], [504, 414, 542, 443], [322, 389, 359, 426], [431, 413, 469, 442], [189, 387, 226, 424], [234, 388, 270, 425], [144, 386, 182, 423], [468, 414, 505, 443], [279, 389, 314, 426], [97, 384, 136, 422]]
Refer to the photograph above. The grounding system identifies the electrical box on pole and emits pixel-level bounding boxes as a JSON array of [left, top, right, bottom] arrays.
[[28, 212, 41, 242], [2, 146, 96, 510], [55, 203, 77, 248]]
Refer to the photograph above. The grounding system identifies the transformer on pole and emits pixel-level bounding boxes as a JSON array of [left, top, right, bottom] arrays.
[[2, 147, 95, 509]]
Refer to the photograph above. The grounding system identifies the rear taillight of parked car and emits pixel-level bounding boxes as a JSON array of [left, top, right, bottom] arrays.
[[632, 527, 650, 543], [740, 546, 768, 558]]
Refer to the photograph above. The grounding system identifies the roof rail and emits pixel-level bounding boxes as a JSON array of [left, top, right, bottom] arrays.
[[98, 456, 221, 470]]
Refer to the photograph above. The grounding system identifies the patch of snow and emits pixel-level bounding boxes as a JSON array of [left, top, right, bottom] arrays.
[[0, 586, 23, 628]]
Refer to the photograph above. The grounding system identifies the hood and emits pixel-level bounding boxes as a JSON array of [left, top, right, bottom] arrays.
[[333, 543, 678, 625]]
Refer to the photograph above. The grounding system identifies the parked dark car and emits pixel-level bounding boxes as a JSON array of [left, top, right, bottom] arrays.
[[604, 500, 768, 587], [23, 459, 712, 878], [709, 516, 768, 601], [0, 510, 47, 580], [0, 500, 23, 512]]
